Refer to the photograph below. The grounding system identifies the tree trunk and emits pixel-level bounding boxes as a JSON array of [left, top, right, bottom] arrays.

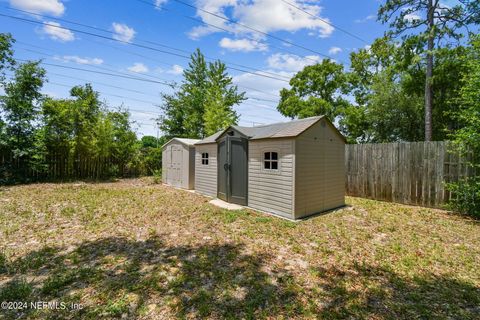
[[425, 0, 435, 141]]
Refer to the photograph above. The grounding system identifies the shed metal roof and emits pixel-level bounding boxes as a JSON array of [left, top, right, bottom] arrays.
[[196, 116, 344, 145], [162, 138, 201, 148]]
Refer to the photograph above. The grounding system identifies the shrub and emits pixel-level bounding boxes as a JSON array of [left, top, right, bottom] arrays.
[[152, 169, 162, 184], [447, 177, 480, 218]]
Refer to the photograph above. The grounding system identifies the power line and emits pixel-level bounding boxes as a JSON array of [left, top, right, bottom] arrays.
[[15, 44, 282, 102], [16, 44, 178, 85], [2, 8, 292, 82], [7, 62, 279, 116], [16, 58, 174, 87], [46, 81, 160, 106], [133, 0, 322, 64], [167, 0, 336, 59], [46, 71, 162, 100], [280, 0, 368, 44]]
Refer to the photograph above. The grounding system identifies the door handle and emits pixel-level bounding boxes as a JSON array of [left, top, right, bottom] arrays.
[[224, 163, 230, 171]]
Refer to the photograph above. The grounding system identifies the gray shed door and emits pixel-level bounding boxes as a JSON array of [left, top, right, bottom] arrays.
[[217, 136, 248, 206], [217, 139, 228, 201]]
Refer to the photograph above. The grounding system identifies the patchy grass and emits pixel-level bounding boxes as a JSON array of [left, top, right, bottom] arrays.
[[0, 178, 479, 319]]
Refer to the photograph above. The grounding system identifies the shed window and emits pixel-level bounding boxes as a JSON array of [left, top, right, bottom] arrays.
[[201, 153, 209, 165], [264, 152, 278, 170]]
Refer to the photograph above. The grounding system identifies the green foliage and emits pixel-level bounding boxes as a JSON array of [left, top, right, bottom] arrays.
[[378, 0, 479, 42], [203, 61, 244, 136], [0, 278, 33, 301], [446, 177, 480, 218], [447, 35, 480, 217], [152, 169, 162, 184], [278, 59, 350, 121], [0, 33, 15, 85], [0, 61, 47, 181], [159, 49, 245, 139], [378, 0, 479, 140], [139, 136, 165, 176]]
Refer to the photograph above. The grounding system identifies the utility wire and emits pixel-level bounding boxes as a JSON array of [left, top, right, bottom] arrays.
[[3, 7, 292, 82], [46, 71, 162, 100], [46, 81, 160, 106], [16, 46, 281, 104], [16, 45, 178, 85], [133, 0, 322, 64], [280, 0, 368, 44], [167, 0, 336, 59]]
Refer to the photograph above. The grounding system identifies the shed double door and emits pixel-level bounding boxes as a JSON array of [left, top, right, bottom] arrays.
[[217, 136, 248, 206], [167, 145, 183, 187]]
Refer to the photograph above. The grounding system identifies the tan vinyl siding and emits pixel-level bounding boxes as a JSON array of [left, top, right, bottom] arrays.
[[248, 139, 295, 219], [294, 120, 345, 219], [195, 143, 217, 197]]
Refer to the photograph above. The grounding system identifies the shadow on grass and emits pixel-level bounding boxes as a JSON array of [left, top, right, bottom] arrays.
[[1, 237, 479, 319], [310, 263, 480, 319], [0, 237, 298, 319]]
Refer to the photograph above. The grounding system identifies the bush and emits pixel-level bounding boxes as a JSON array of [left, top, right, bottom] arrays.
[[447, 177, 480, 218], [152, 169, 162, 184]]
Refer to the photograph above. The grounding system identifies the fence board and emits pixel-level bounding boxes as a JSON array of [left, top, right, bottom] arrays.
[[345, 141, 473, 208]]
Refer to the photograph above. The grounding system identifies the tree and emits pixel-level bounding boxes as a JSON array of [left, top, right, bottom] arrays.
[[0, 61, 46, 179], [69, 84, 102, 176], [107, 109, 139, 176], [378, 0, 480, 141], [203, 61, 245, 136], [0, 33, 15, 85], [345, 36, 467, 142], [159, 49, 208, 139], [277, 59, 350, 121], [0, 33, 15, 152], [446, 35, 480, 217], [159, 49, 245, 138]]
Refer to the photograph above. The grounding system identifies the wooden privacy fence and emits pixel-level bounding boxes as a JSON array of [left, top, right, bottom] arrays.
[[345, 141, 475, 208]]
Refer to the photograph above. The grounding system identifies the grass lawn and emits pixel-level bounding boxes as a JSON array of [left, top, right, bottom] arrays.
[[0, 179, 479, 319]]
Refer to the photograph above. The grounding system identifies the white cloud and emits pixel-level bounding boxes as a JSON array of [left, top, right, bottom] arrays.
[[404, 13, 421, 21], [128, 62, 149, 73], [58, 56, 103, 65], [42, 21, 75, 42], [354, 14, 376, 23], [167, 64, 184, 75], [10, 0, 65, 16], [188, 0, 334, 40], [219, 37, 268, 52], [267, 53, 321, 72], [155, 0, 168, 9], [112, 23, 136, 43], [328, 46, 342, 55]]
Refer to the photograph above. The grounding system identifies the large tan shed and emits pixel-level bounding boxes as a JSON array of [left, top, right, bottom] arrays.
[[195, 116, 345, 220], [162, 138, 200, 189]]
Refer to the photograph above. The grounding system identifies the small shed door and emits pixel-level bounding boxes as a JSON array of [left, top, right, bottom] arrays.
[[217, 136, 248, 206], [170, 145, 183, 187]]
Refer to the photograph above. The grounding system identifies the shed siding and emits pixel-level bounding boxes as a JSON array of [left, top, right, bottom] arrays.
[[295, 120, 345, 219], [248, 139, 295, 219], [195, 143, 218, 197]]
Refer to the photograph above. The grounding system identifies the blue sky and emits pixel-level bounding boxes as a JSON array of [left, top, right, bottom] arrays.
[[2, 0, 396, 137]]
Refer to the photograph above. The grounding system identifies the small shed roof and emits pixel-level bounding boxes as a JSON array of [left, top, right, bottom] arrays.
[[162, 138, 201, 148], [196, 116, 345, 145]]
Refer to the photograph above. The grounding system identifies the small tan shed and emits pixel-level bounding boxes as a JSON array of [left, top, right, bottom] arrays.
[[195, 116, 345, 220], [162, 138, 200, 189]]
